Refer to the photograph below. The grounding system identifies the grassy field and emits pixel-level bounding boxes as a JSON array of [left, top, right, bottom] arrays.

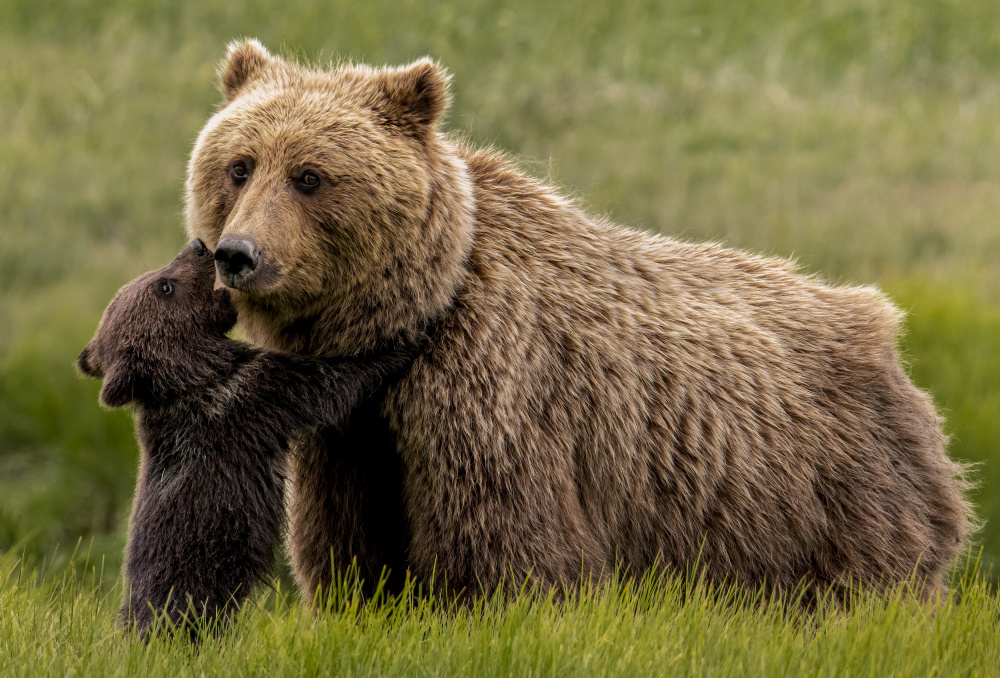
[[2, 551, 999, 677], [2, 0, 999, 670]]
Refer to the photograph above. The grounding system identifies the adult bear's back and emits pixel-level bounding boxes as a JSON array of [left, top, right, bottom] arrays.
[[386, 146, 971, 595]]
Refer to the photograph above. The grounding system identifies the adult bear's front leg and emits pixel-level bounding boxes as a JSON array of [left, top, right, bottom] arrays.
[[386, 370, 609, 596], [286, 398, 410, 601], [396, 431, 608, 595]]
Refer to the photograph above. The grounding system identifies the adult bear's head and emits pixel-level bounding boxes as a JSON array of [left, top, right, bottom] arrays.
[[186, 40, 475, 356]]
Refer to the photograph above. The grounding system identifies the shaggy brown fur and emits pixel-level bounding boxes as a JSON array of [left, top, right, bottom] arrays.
[[77, 240, 422, 636], [185, 40, 973, 600]]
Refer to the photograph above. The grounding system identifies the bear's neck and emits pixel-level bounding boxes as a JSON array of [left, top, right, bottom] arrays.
[[238, 135, 477, 356]]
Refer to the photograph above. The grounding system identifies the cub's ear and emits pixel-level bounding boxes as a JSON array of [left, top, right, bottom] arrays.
[[99, 365, 138, 409], [376, 58, 451, 136], [219, 38, 276, 102], [76, 344, 102, 378]]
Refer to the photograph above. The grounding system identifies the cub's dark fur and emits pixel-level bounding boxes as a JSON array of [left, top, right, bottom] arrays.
[[77, 239, 421, 637]]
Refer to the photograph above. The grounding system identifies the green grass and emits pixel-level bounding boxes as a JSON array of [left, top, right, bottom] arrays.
[[2, 551, 998, 677], [2, 0, 1000, 667]]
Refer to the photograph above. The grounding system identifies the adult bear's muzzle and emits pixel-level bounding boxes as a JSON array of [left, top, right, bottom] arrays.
[[215, 237, 261, 284]]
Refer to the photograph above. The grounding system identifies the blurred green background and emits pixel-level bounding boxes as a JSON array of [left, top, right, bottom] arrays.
[[1, 0, 997, 582]]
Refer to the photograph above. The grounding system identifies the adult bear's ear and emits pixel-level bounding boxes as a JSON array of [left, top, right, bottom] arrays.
[[219, 38, 276, 102], [99, 364, 138, 409], [376, 58, 451, 136]]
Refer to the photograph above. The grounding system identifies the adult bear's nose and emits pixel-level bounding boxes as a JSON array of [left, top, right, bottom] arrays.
[[215, 237, 261, 280]]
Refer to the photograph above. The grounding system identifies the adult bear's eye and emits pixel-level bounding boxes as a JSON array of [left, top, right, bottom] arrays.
[[296, 170, 320, 194], [230, 160, 251, 186], [157, 280, 174, 297]]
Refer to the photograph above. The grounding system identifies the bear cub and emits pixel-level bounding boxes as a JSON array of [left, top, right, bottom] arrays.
[[77, 239, 423, 637]]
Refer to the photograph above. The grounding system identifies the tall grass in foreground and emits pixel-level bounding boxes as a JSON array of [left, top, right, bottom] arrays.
[[1, 550, 998, 677]]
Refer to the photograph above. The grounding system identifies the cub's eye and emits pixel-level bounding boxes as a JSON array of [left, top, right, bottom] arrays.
[[230, 160, 251, 186], [296, 170, 320, 194], [157, 280, 174, 297]]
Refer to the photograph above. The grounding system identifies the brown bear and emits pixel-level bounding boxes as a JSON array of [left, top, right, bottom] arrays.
[[77, 239, 422, 636], [185, 39, 973, 601]]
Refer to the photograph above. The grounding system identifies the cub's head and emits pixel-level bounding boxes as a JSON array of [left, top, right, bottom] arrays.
[[185, 40, 474, 355], [77, 239, 238, 408]]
